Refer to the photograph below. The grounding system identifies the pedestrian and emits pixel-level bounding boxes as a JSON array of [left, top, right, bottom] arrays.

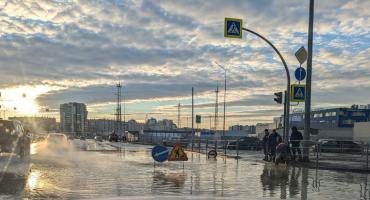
[[290, 126, 303, 161], [262, 129, 270, 161], [268, 129, 282, 162], [275, 142, 289, 165]]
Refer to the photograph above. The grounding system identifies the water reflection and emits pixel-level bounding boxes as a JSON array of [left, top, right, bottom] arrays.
[[4, 142, 370, 199], [152, 171, 186, 192], [260, 164, 308, 199]]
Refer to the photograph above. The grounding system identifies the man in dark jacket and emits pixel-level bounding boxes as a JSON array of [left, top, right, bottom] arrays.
[[268, 129, 282, 162], [262, 129, 270, 161], [290, 126, 303, 161]]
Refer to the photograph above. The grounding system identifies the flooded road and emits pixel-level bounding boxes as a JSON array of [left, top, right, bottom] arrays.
[[1, 140, 370, 199]]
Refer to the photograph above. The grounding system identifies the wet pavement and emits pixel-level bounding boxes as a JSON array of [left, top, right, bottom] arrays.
[[1, 140, 370, 199]]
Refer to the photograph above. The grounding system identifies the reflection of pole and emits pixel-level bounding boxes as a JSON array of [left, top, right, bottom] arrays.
[[242, 27, 291, 142], [301, 167, 309, 200], [303, 0, 315, 162]]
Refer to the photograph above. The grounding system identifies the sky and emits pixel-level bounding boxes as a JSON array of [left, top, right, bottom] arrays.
[[0, 0, 369, 128]]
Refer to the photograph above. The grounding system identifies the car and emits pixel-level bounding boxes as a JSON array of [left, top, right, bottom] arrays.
[[109, 133, 118, 142], [79, 136, 86, 140], [314, 140, 363, 153], [94, 136, 103, 142], [46, 133, 69, 150], [163, 136, 188, 147], [0, 120, 31, 158], [227, 137, 262, 150]]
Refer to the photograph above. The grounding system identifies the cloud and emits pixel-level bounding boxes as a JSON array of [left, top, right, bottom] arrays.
[[0, 0, 369, 126]]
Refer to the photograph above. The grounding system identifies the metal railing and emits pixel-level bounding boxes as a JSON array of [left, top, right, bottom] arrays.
[[151, 137, 370, 171]]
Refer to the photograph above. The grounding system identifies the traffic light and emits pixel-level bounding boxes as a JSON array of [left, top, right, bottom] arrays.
[[274, 92, 283, 104]]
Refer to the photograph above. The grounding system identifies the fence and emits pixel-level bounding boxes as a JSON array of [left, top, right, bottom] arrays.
[[150, 137, 370, 172]]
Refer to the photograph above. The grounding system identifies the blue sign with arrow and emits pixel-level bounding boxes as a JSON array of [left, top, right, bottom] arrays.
[[295, 67, 306, 81], [152, 145, 169, 162]]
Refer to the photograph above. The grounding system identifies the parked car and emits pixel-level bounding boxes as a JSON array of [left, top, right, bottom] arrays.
[[109, 132, 118, 142], [94, 136, 103, 142], [227, 137, 262, 150], [0, 120, 31, 158], [314, 140, 363, 153]]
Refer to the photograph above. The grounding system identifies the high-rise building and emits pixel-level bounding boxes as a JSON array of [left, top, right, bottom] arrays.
[[60, 102, 88, 136]]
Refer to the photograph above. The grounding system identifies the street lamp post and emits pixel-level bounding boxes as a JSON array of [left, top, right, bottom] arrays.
[[215, 62, 227, 139], [242, 28, 291, 142]]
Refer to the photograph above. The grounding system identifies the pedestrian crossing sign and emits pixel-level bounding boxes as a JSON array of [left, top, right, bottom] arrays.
[[290, 84, 306, 102], [168, 143, 188, 161], [224, 18, 243, 38]]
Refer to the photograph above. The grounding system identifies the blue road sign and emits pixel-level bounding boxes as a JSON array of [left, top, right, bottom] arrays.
[[295, 67, 306, 81], [290, 84, 306, 102], [224, 18, 242, 38], [152, 145, 169, 162]]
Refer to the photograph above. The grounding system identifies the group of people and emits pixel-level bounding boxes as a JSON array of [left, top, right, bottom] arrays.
[[262, 126, 303, 163]]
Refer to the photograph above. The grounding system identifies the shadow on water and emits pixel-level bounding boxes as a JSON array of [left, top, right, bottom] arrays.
[[0, 172, 27, 198]]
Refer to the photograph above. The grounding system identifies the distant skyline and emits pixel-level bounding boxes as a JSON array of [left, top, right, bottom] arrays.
[[0, 0, 369, 127]]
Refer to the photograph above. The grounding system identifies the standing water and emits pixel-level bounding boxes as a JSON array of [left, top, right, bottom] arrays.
[[0, 140, 369, 199]]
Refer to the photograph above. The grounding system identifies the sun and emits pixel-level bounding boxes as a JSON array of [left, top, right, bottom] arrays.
[[1, 85, 50, 115]]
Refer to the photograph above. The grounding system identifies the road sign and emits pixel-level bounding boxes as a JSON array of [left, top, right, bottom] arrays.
[[168, 143, 188, 161], [196, 115, 201, 124], [208, 150, 217, 158], [295, 46, 308, 64], [152, 145, 169, 162], [290, 84, 306, 102], [295, 67, 306, 81], [224, 18, 242, 38]]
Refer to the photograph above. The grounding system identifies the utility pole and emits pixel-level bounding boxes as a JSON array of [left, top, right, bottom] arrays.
[[123, 87, 126, 136], [192, 88, 194, 135], [216, 62, 227, 139], [115, 82, 122, 137], [303, 0, 315, 162], [214, 84, 219, 133], [177, 103, 181, 128]]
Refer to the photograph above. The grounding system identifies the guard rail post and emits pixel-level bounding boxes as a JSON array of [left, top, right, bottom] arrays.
[[198, 139, 201, 153], [206, 139, 209, 153], [224, 140, 227, 156], [191, 138, 194, 152], [236, 138, 240, 158], [315, 143, 319, 168], [366, 143, 369, 171]]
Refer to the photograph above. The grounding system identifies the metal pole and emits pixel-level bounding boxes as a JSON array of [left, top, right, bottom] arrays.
[[242, 28, 291, 142], [192, 87, 194, 135], [303, 0, 314, 162], [221, 68, 227, 139], [283, 91, 287, 139]]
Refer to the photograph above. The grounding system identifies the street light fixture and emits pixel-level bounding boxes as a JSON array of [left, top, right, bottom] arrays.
[[242, 28, 291, 142]]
